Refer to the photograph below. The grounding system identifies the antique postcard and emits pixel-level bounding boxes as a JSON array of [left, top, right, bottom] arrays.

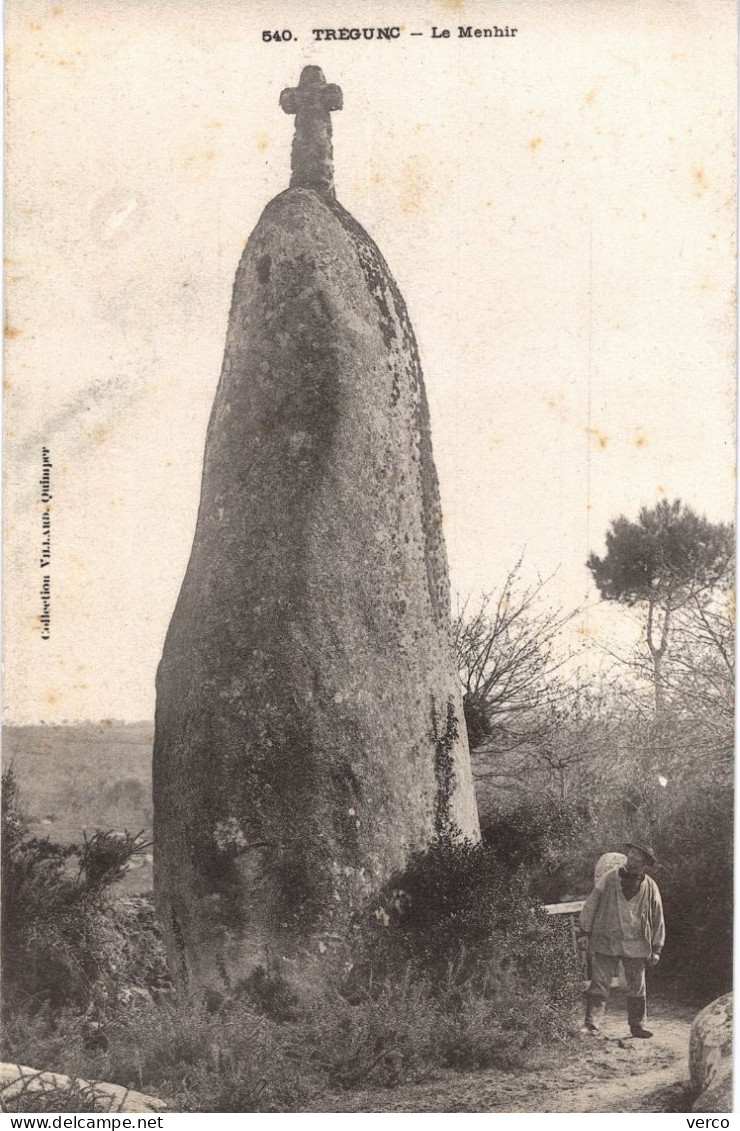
[[2, 0, 735, 1118]]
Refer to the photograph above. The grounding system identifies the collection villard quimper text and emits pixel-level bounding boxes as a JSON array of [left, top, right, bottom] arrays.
[[40, 447, 52, 640]]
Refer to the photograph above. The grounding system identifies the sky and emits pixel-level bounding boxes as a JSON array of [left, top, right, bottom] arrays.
[[3, 0, 736, 724]]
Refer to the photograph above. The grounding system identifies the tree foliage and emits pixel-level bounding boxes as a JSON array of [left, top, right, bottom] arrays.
[[587, 498, 733, 606], [587, 499, 734, 712]]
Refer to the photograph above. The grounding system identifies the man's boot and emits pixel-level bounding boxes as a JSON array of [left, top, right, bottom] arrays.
[[584, 994, 606, 1033], [627, 995, 652, 1039]]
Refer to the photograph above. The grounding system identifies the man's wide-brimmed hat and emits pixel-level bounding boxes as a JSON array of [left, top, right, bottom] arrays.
[[624, 840, 657, 865]]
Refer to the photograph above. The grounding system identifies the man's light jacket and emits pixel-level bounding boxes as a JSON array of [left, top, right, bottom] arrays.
[[579, 868, 665, 958]]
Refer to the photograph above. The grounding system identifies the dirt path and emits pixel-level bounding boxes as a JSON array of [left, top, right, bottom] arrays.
[[314, 996, 695, 1113]]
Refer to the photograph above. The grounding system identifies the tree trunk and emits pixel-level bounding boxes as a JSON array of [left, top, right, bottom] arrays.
[[646, 593, 671, 719], [652, 650, 664, 716]]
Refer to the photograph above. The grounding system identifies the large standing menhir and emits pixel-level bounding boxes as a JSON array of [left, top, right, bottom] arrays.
[[154, 67, 480, 995]]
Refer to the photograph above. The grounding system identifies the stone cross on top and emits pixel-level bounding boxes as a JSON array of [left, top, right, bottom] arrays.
[[280, 66, 343, 197]]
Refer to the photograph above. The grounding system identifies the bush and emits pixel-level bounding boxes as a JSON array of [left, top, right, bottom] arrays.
[[650, 785, 732, 1000], [0, 996, 312, 1114], [482, 799, 591, 902], [103, 998, 311, 1112], [292, 975, 444, 1088], [1, 768, 154, 1012], [352, 836, 579, 1031]]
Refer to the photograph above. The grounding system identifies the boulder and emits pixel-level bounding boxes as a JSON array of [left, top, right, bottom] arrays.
[[689, 991, 732, 1112], [154, 67, 480, 996], [0, 1064, 165, 1113]]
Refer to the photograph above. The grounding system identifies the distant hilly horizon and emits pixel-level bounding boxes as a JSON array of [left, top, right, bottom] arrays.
[[3, 721, 155, 894]]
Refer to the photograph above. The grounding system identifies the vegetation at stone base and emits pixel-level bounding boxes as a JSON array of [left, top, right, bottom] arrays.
[[6, 986, 513, 1112], [2, 969, 577, 1112], [2, 815, 579, 1112], [359, 836, 578, 1010]]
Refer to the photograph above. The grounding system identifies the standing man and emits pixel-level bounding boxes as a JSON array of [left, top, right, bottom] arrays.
[[579, 841, 665, 1038]]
